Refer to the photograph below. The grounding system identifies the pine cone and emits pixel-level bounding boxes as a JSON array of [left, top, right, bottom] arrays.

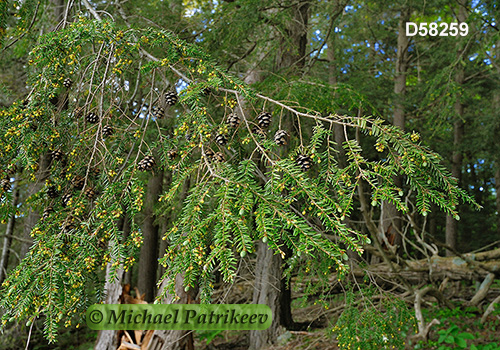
[[102, 125, 113, 137], [257, 111, 272, 128], [85, 187, 96, 199], [63, 222, 76, 233], [47, 186, 59, 198], [7, 164, 17, 175], [213, 152, 225, 162], [215, 133, 227, 145], [63, 78, 73, 89], [296, 154, 312, 171], [90, 167, 101, 178], [138, 156, 155, 171], [86, 112, 99, 124], [61, 193, 72, 207], [226, 113, 240, 128], [42, 207, 54, 220], [74, 107, 84, 118], [251, 126, 266, 138], [0, 178, 10, 192], [204, 149, 215, 161], [72, 175, 85, 190], [51, 149, 64, 161], [152, 106, 165, 119], [165, 91, 178, 106], [274, 130, 288, 146], [167, 149, 178, 160]]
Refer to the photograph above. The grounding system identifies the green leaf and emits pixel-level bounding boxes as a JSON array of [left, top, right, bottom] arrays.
[[456, 337, 467, 348], [459, 332, 474, 340], [445, 335, 455, 344]]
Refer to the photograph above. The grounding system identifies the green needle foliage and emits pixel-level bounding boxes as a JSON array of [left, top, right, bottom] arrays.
[[0, 17, 479, 342], [332, 286, 416, 350]]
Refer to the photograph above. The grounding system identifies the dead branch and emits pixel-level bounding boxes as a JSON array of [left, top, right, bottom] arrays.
[[412, 286, 441, 342], [469, 273, 495, 306], [481, 294, 500, 324]]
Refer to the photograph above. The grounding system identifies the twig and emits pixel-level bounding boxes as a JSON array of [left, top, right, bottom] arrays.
[[81, 0, 102, 21], [24, 318, 35, 350], [1, 1, 41, 53]]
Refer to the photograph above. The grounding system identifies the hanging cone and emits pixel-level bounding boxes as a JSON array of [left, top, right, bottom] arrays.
[[138, 156, 155, 171], [274, 130, 288, 145], [164, 91, 178, 106], [257, 111, 272, 128], [296, 154, 312, 171], [226, 113, 240, 128]]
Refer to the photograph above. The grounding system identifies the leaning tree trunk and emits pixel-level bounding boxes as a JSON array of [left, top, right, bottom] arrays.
[[137, 170, 164, 302], [445, 2, 468, 256]]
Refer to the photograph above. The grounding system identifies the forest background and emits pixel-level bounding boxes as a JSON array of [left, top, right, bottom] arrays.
[[0, 0, 499, 349]]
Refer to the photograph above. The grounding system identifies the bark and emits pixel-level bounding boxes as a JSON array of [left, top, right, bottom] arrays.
[[137, 170, 164, 302], [359, 248, 500, 283], [380, 8, 410, 254], [275, 1, 310, 73], [94, 215, 131, 350], [250, 4, 310, 347], [327, 24, 360, 266], [481, 294, 500, 324], [412, 286, 441, 342], [494, 91, 500, 237], [445, 2, 468, 256], [393, 8, 409, 131], [147, 275, 195, 350], [0, 180, 19, 286], [249, 241, 282, 350], [148, 177, 192, 350], [20, 154, 51, 258], [94, 267, 126, 350], [249, 3, 311, 348], [248, 4, 308, 344], [469, 272, 495, 306], [19, 0, 65, 259], [496, 161, 500, 237]]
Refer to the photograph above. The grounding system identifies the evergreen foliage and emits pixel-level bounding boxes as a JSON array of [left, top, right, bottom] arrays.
[[0, 0, 489, 344]]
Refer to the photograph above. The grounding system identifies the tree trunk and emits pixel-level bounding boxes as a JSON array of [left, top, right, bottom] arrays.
[[496, 163, 500, 237], [20, 154, 51, 258], [249, 3, 310, 348], [380, 8, 409, 254], [0, 179, 19, 285], [137, 170, 164, 302], [94, 215, 131, 350], [150, 177, 193, 350], [144, 275, 195, 350], [445, 2, 467, 256], [275, 1, 309, 73], [249, 242, 282, 350]]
